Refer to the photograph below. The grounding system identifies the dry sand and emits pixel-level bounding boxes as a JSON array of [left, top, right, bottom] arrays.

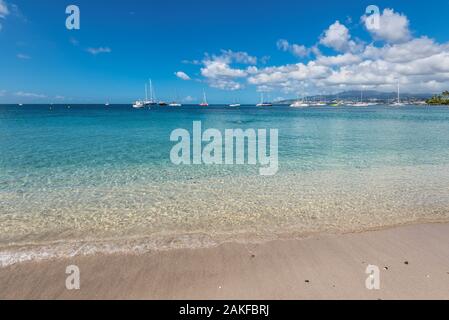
[[1, 223, 449, 300]]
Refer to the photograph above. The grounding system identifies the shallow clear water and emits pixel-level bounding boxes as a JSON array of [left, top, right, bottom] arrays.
[[1, 104, 449, 265]]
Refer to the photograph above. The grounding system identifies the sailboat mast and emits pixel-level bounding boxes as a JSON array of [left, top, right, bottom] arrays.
[[145, 84, 148, 101], [397, 81, 400, 103]]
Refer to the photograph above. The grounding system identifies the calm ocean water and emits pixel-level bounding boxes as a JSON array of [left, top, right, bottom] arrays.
[[1, 104, 449, 265]]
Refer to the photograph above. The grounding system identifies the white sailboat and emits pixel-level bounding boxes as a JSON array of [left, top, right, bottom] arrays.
[[199, 90, 209, 107], [391, 81, 405, 106], [353, 87, 369, 107], [290, 90, 309, 108], [144, 80, 157, 106], [256, 93, 272, 107], [133, 100, 144, 109], [229, 97, 241, 107], [169, 90, 182, 107]]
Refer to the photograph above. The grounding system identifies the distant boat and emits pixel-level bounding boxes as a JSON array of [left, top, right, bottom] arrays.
[[133, 100, 144, 109], [353, 102, 370, 107], [290, 101, 309, 108], [134, 83, 150, 109], [391, 80, 405, 107], [200, 90, 209, 107], [18, 103, 23, 106], [144, 79, 157, 106], [290, 87, 309, 108], [229, 98, 240, 107], [256, 93, 272, 107], [158, 101, 168, 106], [169, 90, 182, 107], [352, 87, 369, 107], [105, 102, 110, 107]]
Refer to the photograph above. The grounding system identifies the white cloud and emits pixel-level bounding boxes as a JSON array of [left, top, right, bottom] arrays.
[[86, 47, 111, 55], [363, 8, 411, 44], [17, 53, 30, 60], [219, 50, 258, 65], [316, 53, 361, 66], [0, 0, 9, 18], [199, 51, 253, 91], [201, 59, 247, 79], [190, 9, 449, 95], [320, 21, 361, 53], [0, 0, 9, 30], [15, 91, 46, 98], [175, 71, 191, 81], [277, 39, 308, 57]]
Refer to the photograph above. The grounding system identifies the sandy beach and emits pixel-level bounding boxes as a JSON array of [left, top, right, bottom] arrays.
[[0, 222, 448, 300]]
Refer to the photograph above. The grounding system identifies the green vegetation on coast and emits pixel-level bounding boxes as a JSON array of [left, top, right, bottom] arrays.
[[427, 91, 449, 105]]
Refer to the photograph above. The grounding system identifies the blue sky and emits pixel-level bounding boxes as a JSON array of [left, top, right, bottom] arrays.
[[1, 0, 449, 103]]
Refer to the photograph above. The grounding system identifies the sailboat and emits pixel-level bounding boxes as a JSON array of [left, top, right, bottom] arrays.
[[290, 101, 309, 108], [228, 97, 241, 107], [144, 80, 157, 106], [133, 100, 144, 109], [391, 81, 405, 107], [256, 93, 272, 107], [199, 90, 209, 107], [290, 89, 309, 108], [353, 87, 369, 107], [169, 90, 182, 107]]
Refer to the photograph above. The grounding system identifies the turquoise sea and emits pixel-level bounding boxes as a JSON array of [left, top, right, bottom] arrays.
[[1, 104, 449, 265]]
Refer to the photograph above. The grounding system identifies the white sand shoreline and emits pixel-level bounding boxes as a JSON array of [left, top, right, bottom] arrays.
[[1, 222, 449, 299], [1, 218, 448, 269]]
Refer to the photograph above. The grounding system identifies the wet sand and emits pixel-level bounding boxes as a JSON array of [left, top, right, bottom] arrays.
[[1, 223, 449, 300]]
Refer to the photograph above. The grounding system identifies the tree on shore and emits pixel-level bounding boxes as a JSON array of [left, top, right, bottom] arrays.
[[427, 91, 449, 105]]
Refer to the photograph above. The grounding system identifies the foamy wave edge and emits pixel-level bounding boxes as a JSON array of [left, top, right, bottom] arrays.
[[0, 231, 284, 268]]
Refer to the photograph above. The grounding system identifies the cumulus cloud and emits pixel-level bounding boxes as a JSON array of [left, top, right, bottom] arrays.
[[320, 21, 362, 53], [175, 71, 191, 81], [199, 50, 256, 91], [191, 8, 449, 95], [219, 50, 258, 65], [277, 39, 309, 57], [316, 53, 361, 66], [362, 8, 411, 43], [86, 47, 111, 55]]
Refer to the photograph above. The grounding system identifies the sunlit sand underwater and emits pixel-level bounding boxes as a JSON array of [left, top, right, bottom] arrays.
[[1, 104, 449, 266]]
